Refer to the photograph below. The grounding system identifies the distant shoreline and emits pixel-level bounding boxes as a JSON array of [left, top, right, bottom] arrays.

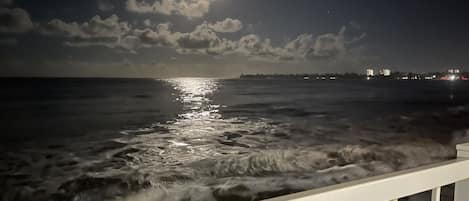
[[240, 72, 469, 81]]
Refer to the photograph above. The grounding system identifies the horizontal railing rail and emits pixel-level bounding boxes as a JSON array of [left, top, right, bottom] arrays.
[[264, 143, 469, 201]]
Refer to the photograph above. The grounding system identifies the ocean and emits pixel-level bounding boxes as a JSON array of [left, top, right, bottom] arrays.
[[1, 77, 469, 201]]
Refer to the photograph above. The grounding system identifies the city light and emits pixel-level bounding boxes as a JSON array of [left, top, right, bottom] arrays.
[[449, 75, 457, 81]]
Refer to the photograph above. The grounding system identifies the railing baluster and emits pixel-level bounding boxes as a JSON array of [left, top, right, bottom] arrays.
[[431, 187, 441, 201], [455, 143, 469, 201]]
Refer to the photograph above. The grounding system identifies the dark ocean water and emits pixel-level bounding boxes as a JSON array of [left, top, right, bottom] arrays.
[[1, 77, 469, 201]]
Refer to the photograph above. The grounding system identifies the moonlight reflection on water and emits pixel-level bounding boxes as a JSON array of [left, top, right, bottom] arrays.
[[167, 77, 221, 122]]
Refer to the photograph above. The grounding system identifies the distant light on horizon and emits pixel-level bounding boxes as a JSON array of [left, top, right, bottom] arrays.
[[382, 69, 391, 76], [449, 75, 457, 81]]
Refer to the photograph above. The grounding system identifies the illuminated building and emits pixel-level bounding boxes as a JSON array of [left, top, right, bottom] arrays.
[[366, 69, 374, 76], [449, 69, 461, 74], [382, 69, 391, 76], [444, 68, 462, 81]]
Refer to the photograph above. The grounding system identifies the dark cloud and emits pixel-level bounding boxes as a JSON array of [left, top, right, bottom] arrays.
[[0, 7, 33, 33]]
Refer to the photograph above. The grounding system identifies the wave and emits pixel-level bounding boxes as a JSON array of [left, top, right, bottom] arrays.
[[111, 140, 455, 201]]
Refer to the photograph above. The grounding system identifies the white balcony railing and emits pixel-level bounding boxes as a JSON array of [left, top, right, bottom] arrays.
[[264, 143, 469, 201]]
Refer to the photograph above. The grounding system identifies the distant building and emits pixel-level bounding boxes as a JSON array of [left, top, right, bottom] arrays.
[[381, 69, 391, 76], [368, 68, 391, 77], [424, 75, 437, 80], [449, 69, 460, 74], [445, 68, 462, 81]]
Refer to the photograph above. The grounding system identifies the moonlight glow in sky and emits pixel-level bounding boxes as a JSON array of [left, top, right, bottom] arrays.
[[0, 0, 468, 77]]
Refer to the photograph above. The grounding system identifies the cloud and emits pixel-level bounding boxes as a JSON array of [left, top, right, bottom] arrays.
[[162, 24, 364, 62], [175, 22, 219, 49], [348, 32, 367, 44], [153, 24, 290, 60], [35, 15, 366, 63], [40, 15, 130, 39], [97, 0, 114, 11], [208, 18, 243, 33], [305, 26, 368, 61], [133, 23, 178, 47], [126, 0, 215, 18], [306, 27, 346, 60], [235, 34, 289, 59], [284, 34, 314, 57], [169, 18, 243, 54], [63, 35, 140, 52], [130, 20, 283, 58], [233, 26, 366, 62], [0, 7, 33, 33], [132, 21, 237, 55], [39, 15, 137, 50], [126, 21, 363, 62]]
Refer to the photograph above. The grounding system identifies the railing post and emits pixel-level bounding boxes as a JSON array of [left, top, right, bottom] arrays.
[[455, 143, 469, 201], [431, 187, 441, 201]]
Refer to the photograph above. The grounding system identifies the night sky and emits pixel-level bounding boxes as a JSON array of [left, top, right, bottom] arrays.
[[0, 0, 468, 77]]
